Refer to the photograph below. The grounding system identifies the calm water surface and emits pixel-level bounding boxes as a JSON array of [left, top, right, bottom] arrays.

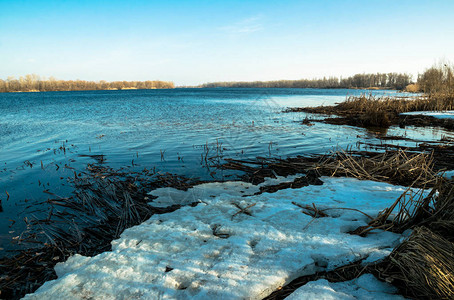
[[1, 88, 452, 253]]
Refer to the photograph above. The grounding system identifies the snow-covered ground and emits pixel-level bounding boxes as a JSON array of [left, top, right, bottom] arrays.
[[24, 176, 417, 299], [148, 174, 306, 207], [285, 274, 405, 300], [401, 110, 454, 119]]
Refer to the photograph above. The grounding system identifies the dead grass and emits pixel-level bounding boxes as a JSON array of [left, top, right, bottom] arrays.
[[332, 152, 454, 298], [381, 226, 454, 299], [313, 149, 437, 187], [337, 93, 454, 115], [288, 92, 454, 128], [405, 83, 420, 93], [417, 179, 454, 241]]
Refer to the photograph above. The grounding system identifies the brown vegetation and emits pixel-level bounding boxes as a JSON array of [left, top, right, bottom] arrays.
[[383, 227, 454, 299], [376, 181, 454, 299], [404, 83, 420, 92], [418, 62, 454, 95], [313, 150, 437, 187], [287, 92, 454, 129], [284, 62, 454, 130], [0, 74, 174, 93], [217, 149, 443, 190]]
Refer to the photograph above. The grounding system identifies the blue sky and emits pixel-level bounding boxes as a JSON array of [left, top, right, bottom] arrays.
[[1, 0, 453, 85]]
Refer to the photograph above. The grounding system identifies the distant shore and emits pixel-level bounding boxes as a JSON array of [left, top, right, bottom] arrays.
[[3, 86, 405, 94], [178, 85, 399, 90], [0, 77, 175, 93], [7, 87, 161, 93], [2, 71, 414, 93]]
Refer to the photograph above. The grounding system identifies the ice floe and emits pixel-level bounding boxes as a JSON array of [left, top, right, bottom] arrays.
[[24, 177, 418, 299]]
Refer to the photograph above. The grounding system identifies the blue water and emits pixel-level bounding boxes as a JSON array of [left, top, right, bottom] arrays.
[[0, 88, 452, 254]]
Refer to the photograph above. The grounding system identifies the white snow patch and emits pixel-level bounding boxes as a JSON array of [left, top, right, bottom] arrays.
[[25, 177, 416, 299], [401, 110, 454, 119], [147, 174, 305, 207], [285, 274, 406, 299]]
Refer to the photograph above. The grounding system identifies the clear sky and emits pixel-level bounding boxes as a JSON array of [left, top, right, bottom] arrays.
[[1, 0, 453, 85]]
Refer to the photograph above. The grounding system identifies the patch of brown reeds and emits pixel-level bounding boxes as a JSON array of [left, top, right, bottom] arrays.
[[405, 83, 420, 93], [286, 93, 454, 129], [347, 164, 454, 298], [313, 149, 437, 188], [380, 226, 454, 299], [360, 141, 454, 172], [216, 149, 440, 204], [414, 179, 454, 241]]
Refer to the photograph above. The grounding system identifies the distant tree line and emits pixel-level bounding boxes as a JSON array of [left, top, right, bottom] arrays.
[[417, 62, 454, 95], [199, 72, 413, 90], [0, 74, 175, 93]]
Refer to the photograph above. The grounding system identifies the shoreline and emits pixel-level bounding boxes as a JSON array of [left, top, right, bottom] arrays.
[[285, 93, 454, 130], [23, 175, 413, 299], [3, 87, 167, 93], [2, 145, 453, 299], [2, 92, 454, 299], [2, 86, 405, 94]]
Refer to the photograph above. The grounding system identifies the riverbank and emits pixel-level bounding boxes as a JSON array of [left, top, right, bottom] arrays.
[[9, 86, 164, 93], [5, 87, 167, 93], [0, 78, 174, 93], [2, 90, 454, 299], [286, 93, 454, 130], [2, 144, 454, 299], [22, 176, 415, 299]]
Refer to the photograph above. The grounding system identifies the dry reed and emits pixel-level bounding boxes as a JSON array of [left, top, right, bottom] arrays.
[[313, 149, 437, 187], [381, 226, 454, 299], [287, 93, 454, 128]]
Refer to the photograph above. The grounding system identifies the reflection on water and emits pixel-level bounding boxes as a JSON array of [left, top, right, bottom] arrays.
[[0, 88, 451, 253]]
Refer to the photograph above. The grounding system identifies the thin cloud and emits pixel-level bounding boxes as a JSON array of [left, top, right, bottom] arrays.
[[219, 16, 263, 35]]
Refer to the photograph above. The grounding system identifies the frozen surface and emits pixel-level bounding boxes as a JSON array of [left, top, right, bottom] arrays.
[[285, 274, 406, 300], [25, 177, 413, 299], [401, 110, 454, 119], [148, 174, 304, 207]]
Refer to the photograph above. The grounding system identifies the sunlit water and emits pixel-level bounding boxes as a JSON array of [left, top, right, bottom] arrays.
[[1, 88, 452, 254]]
